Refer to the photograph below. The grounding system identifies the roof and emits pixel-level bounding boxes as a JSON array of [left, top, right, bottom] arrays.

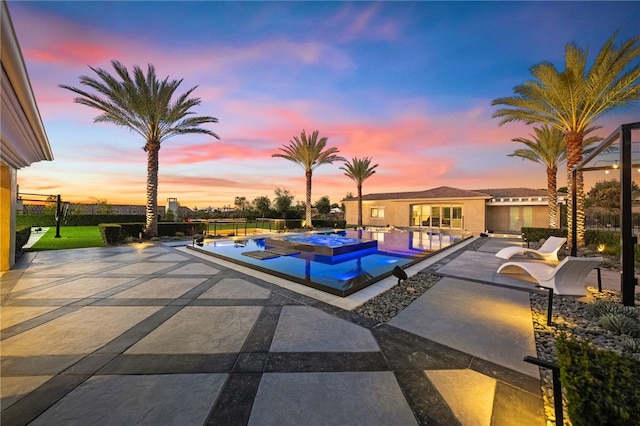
[[472, 188, 550, 198], [346, 186, 493, 202], [0, 2, 53, 169]]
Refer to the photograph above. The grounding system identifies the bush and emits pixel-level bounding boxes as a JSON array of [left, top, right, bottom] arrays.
[[15, 227, 32, 260], [521, 227, 567, 243], [119, 223, 146, 239], [312, 219, 347, 229], [598, 314, 640, 338], [16, 215, 56, 227], [117, 222, 207, 240], [99, 224, 122, 245], [587, 300, 639, 320], [556, 334, 640, 426], [157, 222, 206, 237], [17, 214, 146, 227]]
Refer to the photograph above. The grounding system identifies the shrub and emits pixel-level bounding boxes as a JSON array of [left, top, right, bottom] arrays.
[[98, 224, 122, 245], [598, 314, 640, 338], [17, 214, 145, 227], [556, 334, 640, 426], [587, 300, 639, 320], [15, 227, 32, 260], [312, 219, 347, 229], [521, 227, 567, 243], [620, 336, 640, 353]]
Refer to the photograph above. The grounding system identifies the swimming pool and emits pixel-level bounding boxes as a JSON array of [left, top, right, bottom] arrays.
[[188, 229, 464, 297]]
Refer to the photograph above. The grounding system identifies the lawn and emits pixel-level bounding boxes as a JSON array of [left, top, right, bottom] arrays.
[[29, 226, 104, 251]]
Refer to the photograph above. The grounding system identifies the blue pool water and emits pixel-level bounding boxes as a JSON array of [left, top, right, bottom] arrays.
[[189, 230, 463, 297]]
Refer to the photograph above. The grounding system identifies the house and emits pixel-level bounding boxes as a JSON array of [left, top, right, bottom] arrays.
[[342, 186, 565, 235], [1, 2, 54, 271]]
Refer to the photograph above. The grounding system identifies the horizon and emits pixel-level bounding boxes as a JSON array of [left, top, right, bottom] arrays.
[[8, 1, 640, 209]]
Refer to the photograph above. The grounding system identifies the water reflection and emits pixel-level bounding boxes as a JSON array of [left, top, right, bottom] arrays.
[[195, 230, 462, 296]]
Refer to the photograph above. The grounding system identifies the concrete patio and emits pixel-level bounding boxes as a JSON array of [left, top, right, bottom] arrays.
[[0, 238, 574, 425]]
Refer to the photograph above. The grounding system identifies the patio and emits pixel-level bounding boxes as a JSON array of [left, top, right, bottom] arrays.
[[1, 240, 547, 425]]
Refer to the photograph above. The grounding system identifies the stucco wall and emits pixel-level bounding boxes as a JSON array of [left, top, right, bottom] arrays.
[[485, 205, 556, 233], [1, 163, 17, 271], [344, 198, 488, 234]]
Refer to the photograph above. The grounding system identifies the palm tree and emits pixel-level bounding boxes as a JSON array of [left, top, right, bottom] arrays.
[[340, 157, 379, 226], [508, 125, 600, 228], [492, 32, 640, 247], [60, 60, 219, 237], [272, 130, 345, 228]]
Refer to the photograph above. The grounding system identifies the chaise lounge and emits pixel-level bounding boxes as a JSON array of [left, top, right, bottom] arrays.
[[495, 236, 567, 262], [496, 256, 603, 296]]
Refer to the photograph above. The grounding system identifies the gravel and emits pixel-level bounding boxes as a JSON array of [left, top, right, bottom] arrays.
[[355, 236, 640, 426]]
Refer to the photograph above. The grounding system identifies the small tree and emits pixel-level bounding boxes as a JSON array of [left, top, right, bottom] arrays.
[[92, 198, 113, 215], [253, 196, 272, 218], [274, 188, 294, 219], [587, 179, 640, 211], [315, 196, 331, 216]]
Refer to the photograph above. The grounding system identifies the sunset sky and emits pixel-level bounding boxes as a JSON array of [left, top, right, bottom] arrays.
[[9, 1, 640, 209]]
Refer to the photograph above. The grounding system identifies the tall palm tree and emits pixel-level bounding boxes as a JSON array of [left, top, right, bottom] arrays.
[[60, 60, 219, 237], [340, 157, 379, 226], [492, 32, 640, 247], [509, 125, 600, 228], [272, 130, 345, 228]]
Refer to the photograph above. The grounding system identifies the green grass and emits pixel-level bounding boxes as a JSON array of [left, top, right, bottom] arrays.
[[29, 226, 104, 251]]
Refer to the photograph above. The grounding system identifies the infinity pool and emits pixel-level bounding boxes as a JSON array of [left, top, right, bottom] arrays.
[[189, 229, 463, 297]]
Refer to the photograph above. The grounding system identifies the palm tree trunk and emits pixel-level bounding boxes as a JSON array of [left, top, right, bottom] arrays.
[[305, 170, 312, 228], [547, 166, 558, 228], [145, 143, 160, 238], [565, 131, 585, 247], [357, 183, 363, 226]]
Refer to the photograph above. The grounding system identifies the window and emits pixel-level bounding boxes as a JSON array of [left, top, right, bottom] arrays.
[[371, 207, 384, 218], [411, 204, 463, 229]]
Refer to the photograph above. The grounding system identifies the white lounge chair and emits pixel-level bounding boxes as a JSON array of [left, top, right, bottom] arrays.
[[497, 256, 603, 296], [495, 236, 567, 262]]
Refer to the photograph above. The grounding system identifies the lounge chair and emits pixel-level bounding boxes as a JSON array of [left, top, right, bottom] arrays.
[[495, 236, 567, 262], [497, 256, 603, 296]]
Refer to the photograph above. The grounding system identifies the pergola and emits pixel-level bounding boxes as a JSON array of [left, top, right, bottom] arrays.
[[571, 122, 640, 306]]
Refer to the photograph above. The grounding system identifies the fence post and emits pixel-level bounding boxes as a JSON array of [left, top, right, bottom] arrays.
[[55, 195, 62, 238]]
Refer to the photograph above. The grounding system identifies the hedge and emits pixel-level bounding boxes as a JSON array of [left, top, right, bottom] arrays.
[[118, 222, 207, 240], [17, 214, 146, 227], [556, 334, 640, 426], [312, 219, 346, 229], [99, 224, 122, 245], [521, 227, 568, 243], [14, 227, 32, 260], [522, 227, 621, 248]]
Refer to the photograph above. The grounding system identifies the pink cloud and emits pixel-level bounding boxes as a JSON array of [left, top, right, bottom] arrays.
[[25, 42, 118, 65], [328, 3, 399, 42]]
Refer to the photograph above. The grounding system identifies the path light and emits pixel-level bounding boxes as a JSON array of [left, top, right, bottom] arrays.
[[597, 244, 606, 253], [392, 266, 408, 285]]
